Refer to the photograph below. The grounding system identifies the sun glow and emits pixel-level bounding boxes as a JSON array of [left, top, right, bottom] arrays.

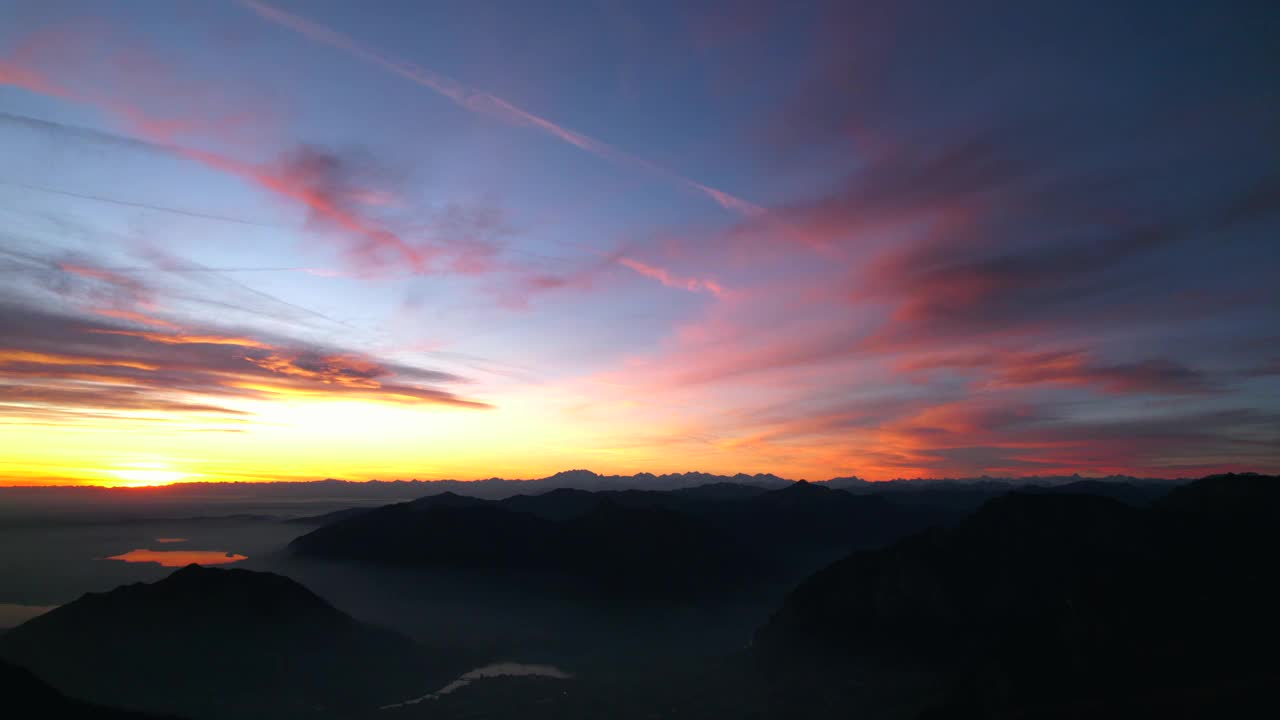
[[106, 463, 190, 487]]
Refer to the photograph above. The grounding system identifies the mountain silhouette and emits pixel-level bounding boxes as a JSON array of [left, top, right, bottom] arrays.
[[291, 498, 555, 567], [1015, 478, 1172, 506], [500, 487, 673, 520], [0, 565, 463, 720], [553, 500, 746, 593], [733, 481, 936, 554], [672, 481, 772, 501], [753, 474, 1280, 718], [291, 492, 746, 595], [756, 492, 1146, 664]]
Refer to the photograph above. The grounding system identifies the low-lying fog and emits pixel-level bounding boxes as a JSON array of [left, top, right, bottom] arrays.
[[0, 513, 299, 609], [0, 491, 796, 674]]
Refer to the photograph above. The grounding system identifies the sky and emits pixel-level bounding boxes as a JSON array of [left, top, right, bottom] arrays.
[[0, 0, 1276, 486]]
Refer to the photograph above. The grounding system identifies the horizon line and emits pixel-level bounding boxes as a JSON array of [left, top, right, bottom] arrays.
[[2, 469, 1272, 490]]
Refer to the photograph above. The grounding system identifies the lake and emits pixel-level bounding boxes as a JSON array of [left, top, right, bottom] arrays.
[[380, 662, 573, 708], [105, 549, 248, 567]]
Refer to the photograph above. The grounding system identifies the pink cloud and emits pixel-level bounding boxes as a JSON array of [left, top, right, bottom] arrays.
[[618, 257, 728, 298]]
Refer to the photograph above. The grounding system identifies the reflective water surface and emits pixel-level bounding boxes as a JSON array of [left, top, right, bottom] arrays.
[[105, 549, 248, 567], [381, 663, 572, 708]]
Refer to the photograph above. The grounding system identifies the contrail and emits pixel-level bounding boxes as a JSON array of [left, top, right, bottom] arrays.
[[237, 0, 764, 217], [0, 72, 427, 271], [0, 111, 160, 153], [0, 264, 307, 274], [0, 179, 274, 227]]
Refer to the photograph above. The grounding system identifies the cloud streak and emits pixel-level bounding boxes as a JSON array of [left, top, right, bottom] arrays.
[[0, 244, 492, 424], [0, 178, 274, 228], [237, 0, 763, 217]]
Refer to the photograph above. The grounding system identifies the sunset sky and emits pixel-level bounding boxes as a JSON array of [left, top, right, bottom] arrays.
[[1, 0, 1276, 485]]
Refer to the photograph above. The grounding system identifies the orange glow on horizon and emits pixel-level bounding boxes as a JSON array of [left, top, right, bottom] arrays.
[[105, 463, 191, 487]]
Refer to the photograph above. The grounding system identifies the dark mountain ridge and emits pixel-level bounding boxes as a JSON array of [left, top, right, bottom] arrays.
[[753, 473, 1280, 718], [288, 479, 952, 595], [289, 496, 750, 595]]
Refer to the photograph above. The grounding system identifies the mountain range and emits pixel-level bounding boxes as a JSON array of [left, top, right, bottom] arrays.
[[1, 469, 1188, 504], [2, 472, 1273, 719]]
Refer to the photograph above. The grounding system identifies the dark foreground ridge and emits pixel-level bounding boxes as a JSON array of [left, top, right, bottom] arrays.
[[0, 659, 183, 719], [754, 473, 1280, 718], [0, 565, 465, 720]]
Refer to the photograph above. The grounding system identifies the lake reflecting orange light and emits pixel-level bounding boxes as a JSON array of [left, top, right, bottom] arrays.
[[105, 549, 248, 567]]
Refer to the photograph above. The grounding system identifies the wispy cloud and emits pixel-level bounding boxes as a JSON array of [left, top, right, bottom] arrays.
[[0, 55, 427, 272], [898, 350, 1218, 395], [618, 257, 727, 298], [0, 299, 490, 424], [1, 105, 569, 304]]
